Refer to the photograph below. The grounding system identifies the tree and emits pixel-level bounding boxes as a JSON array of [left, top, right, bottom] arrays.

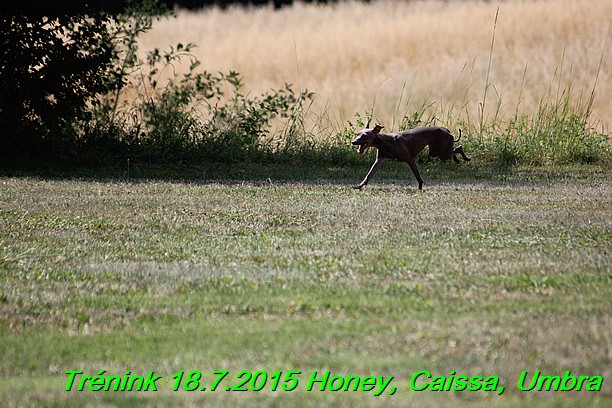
[[0, 0, 163, 160]]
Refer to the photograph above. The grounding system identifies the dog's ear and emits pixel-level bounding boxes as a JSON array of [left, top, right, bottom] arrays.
[[372, 125, 384, 134]]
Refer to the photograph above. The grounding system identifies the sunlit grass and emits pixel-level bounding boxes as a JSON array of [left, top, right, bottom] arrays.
[[1, 166, 610, 407]]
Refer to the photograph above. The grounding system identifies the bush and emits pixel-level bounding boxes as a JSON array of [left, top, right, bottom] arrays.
[[0, 1, 165, 160], [87, 41, 316, 163]]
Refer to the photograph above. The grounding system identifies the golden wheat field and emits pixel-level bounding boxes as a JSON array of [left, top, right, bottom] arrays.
[[140, 0, 611, 133]]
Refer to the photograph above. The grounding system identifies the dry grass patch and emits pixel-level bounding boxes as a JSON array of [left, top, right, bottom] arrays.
[[141, 0, 611, 132]]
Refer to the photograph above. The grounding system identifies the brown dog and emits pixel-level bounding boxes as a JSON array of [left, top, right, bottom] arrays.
[[351, 124, 470, 190]]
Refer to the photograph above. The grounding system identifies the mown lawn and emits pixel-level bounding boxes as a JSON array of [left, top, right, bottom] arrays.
[[1, 163, 610, 407]]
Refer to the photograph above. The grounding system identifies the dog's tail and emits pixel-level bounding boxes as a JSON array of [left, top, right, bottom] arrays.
[[453, 129, 462, 143]]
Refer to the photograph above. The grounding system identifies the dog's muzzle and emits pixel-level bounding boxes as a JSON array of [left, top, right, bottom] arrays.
[[351, 135, 371, 154], [352, 140, 369, 154]]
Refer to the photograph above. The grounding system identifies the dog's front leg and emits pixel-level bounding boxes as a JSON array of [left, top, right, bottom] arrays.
[[354, 158, 384, 189]]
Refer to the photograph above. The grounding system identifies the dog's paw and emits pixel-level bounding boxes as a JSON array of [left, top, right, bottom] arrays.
[[353, 184, 364, 190]]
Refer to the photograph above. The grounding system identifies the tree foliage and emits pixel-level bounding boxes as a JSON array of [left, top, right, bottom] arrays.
[[0, 0, 318, 165], [0, 1, 164, 159]]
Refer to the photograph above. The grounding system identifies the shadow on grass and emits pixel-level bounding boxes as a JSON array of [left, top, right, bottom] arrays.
[[1, 156, 609, 187]]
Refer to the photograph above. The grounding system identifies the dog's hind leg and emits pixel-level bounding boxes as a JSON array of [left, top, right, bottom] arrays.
[[453, 145, 471, 162], [406, 157, 424, 190]]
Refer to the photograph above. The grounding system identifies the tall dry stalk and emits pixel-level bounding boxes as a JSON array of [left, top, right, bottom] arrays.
[[478, 6, 499, 141]]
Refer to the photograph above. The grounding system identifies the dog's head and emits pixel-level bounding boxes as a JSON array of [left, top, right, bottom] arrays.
[[351, 124, 384, 154]]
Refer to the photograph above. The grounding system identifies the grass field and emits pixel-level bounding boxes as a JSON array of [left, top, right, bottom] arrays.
[[1, 0, 611, 406], [1, 162, 610, 407], [140, 0, 612, 133]]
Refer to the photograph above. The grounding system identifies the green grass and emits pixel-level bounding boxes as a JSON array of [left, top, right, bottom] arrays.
[[1, 163, 611, 407]]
